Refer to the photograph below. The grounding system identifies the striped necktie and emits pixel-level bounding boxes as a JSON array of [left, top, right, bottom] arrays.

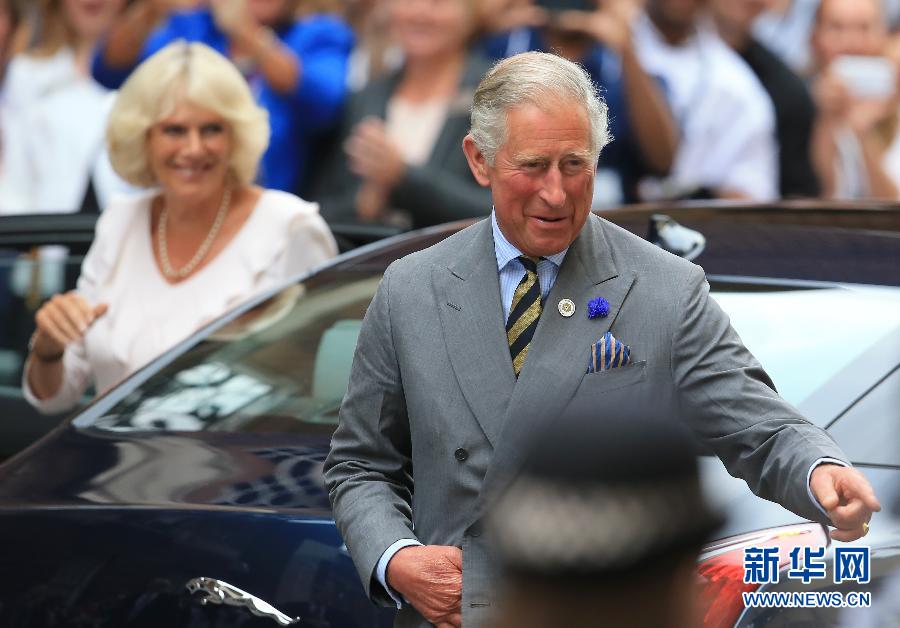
[[507, 256, 542, 377]]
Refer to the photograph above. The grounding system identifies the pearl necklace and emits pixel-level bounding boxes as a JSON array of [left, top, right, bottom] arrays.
[[157, 184, 231, 280]]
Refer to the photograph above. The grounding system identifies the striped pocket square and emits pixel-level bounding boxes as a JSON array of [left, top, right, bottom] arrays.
[[587, 331, 632, 373]]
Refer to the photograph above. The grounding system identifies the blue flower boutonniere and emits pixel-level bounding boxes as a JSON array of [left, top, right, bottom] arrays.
[[587, 297, 610, 319]]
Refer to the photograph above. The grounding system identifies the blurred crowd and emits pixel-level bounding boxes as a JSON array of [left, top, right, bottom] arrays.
[[3, 0, 900, 225]]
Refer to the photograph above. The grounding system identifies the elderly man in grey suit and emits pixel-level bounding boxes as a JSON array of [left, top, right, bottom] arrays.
[[324, 51, 880, 628]]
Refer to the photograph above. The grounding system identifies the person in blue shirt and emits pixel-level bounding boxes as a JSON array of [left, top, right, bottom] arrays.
[[481, 0, 677, 203], [92, 0, 353, 193]]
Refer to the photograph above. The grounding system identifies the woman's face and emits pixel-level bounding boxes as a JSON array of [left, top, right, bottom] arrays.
[[390, 0, 474, 61], [146, 100, 234, 203], [813, 0, 886, 68], [248, 0, 292, 26], [62, 0, 125, 42]]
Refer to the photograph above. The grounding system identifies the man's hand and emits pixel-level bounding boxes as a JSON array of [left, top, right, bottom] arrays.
[[810, 464, 881, 542], [386, 545, 462, 627], [554, 0, 641, 55]]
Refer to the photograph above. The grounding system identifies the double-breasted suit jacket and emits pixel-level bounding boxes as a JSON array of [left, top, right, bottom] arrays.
[[324, 214, 846, 627]]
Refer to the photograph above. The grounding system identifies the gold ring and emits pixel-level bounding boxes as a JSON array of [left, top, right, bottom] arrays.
[[862, 522, 870, 536]]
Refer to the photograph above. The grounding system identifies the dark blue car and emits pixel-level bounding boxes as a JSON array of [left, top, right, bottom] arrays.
[[0, 203, 896, 627]]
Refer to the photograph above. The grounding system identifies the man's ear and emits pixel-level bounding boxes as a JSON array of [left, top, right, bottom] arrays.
[[462, 134, 491, 187]]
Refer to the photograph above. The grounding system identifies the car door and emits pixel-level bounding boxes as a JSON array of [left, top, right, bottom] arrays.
[[0, 213, 98, 459]]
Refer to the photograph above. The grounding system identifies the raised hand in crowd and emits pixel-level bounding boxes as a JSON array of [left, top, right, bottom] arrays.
[[94, 1, 353, 193], [307, 0, 492, 229], [107, 0, 301, 94], [554, 0, 640, 55], [211, 0, 301, 93], [552, 0, 678, 175], [209, 0, 247, 33], [478, 0, 547, 36], [344, 116, 406, 221], [813, 68, 900, 138], [102, 0, 185, 67]]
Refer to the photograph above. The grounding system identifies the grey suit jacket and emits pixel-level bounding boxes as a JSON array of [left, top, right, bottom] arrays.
[[324, 214, 847, 627]]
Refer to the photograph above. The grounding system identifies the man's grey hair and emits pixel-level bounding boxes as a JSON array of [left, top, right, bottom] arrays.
[[469, 51, 611, 165]]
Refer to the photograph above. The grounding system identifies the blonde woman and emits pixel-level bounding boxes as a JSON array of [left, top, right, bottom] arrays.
[[24, 41, 337, 414]]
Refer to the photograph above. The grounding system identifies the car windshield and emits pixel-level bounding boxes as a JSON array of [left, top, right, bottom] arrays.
[[76, 274, 900, 434]]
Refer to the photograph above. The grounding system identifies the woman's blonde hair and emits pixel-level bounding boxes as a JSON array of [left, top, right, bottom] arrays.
[[106, 41, 270, 188]]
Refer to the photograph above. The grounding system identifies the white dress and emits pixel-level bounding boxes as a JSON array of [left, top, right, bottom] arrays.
[[23, 189, 338, 414]]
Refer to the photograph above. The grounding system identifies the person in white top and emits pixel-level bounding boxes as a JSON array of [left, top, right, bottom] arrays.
[[23, 41, 338, 414], [752, 0, 820, 77], [632, 0, 779, 201], [0, 0, 129, 213]]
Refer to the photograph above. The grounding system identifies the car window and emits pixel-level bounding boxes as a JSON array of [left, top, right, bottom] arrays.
[[78, 276, 900, 435], [827, 367, 900, 466], [79, 270, 382, 433], [0, 246, 84, 387]]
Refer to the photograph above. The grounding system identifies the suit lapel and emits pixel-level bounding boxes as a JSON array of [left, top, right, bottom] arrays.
[[434, 220, 516, 447], [473, 216, 636, 516]]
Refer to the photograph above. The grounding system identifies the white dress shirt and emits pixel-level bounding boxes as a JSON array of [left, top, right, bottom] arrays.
[[632, 13, 778, 200]]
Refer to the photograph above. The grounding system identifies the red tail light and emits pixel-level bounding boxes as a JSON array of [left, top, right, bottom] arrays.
[[696, 523, 829, 628]]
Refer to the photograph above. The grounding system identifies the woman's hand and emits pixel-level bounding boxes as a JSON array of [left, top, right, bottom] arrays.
[[345, 117, 407, 190], [32, 292, 108, 362]]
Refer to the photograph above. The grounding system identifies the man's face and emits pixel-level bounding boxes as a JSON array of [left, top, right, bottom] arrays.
[[813, 0, 886, 67], [464, 100, 596, 257]]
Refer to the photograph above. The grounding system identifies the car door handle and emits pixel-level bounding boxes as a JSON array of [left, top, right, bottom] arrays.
[[185, 576, 300, 625]]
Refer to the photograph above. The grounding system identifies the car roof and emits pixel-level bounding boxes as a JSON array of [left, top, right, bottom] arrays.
[[327, 204, 900, 287]]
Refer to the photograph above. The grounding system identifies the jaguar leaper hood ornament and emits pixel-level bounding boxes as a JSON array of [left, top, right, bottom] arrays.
[[186, 577, 300, 625]]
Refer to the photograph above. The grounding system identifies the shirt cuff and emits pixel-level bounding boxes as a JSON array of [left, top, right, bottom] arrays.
[[807, 457, 850, 520], [376, 538, 422, 609]]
